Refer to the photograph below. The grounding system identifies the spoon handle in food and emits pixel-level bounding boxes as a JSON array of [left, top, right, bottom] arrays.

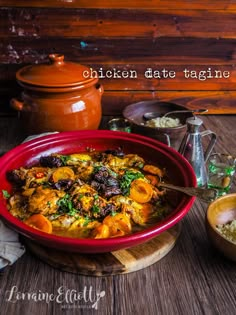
[[163, 109, 208, 118], [159, 183, 218, 203]]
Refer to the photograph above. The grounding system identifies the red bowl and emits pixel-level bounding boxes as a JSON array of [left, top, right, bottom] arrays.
[[0, 130, 196, 253]]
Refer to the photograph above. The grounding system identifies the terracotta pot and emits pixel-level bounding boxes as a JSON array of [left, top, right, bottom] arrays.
[[11, 54, 103, 134]]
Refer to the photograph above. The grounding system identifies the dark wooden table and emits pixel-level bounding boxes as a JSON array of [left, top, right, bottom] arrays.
[[0, 115, 236, 315]]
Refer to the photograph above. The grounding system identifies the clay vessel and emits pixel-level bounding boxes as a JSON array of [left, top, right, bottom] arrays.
[[11, 54, 103, 135]]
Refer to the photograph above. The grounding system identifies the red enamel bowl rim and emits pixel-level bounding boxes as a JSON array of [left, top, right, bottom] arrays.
[[0, 130, 196, 252]]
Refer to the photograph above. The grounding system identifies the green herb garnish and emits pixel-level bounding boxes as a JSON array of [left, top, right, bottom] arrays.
[[119, 170, 144, 195], [78, 194, 84, 200], [57, 193, 78, 216], [68, 208, 78, 216], [83, 216, 91, 226], [60, 155, 71, 166], [93, 165, 103, 173], [110, 211, 117, 217], [42, 182, 52, 188], [2, 190, 10, 199], [92, 205, 100, 213]]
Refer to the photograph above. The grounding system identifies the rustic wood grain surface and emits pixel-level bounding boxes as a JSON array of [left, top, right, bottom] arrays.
[[1, 2, 236, 114], [0, 0, 235, 9], [0, 114, 236, 315]]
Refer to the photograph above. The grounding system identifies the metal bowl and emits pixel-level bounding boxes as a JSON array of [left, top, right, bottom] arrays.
[[123, 101, 193, 150]]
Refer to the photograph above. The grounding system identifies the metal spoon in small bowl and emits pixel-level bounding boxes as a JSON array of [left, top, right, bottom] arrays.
[[143, 108, 208, 121], [159, 182, 218, 203]]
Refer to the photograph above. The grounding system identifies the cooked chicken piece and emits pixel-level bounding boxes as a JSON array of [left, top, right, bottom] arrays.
[[111, 195, 143, 213], [7, 167, 28, 185], [102, 154, 144, 169], [8, 194, 28, 220], [12, 166, 52, 189], [75, 164, 94, 181], [70, 183, 96, 196], [80, 195, 96, 212], [69, 218, 100, 230], [28, 186, 65, 215], [110, 195, 152, 225], [70, 183, 118, 219], [66, 153, 92, 165], [50, 214, 77, 228], [63, 219, 100, 238]]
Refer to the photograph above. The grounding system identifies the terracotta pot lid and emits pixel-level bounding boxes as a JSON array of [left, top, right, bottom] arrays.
[[16, 54, 98, 88]]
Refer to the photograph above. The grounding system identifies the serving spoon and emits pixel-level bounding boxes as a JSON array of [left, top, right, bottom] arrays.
[[143, 108, 208, 121], [159, 182, 218, 203]]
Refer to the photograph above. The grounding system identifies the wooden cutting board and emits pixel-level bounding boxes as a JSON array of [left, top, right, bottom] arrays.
[[22, 223, 181, 276]]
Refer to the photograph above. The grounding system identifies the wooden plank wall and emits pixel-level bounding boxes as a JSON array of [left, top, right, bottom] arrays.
[[0, 0, 236, 116]]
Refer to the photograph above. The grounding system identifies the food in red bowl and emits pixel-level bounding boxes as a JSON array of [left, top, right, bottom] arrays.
[[0, 130, 196, 253]]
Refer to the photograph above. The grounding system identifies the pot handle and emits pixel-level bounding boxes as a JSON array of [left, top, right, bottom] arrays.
[[96, 83, 104, 95], [200, 130, 217, 162], [10, 98, 24, 111], [49, 54, 64, 65]]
